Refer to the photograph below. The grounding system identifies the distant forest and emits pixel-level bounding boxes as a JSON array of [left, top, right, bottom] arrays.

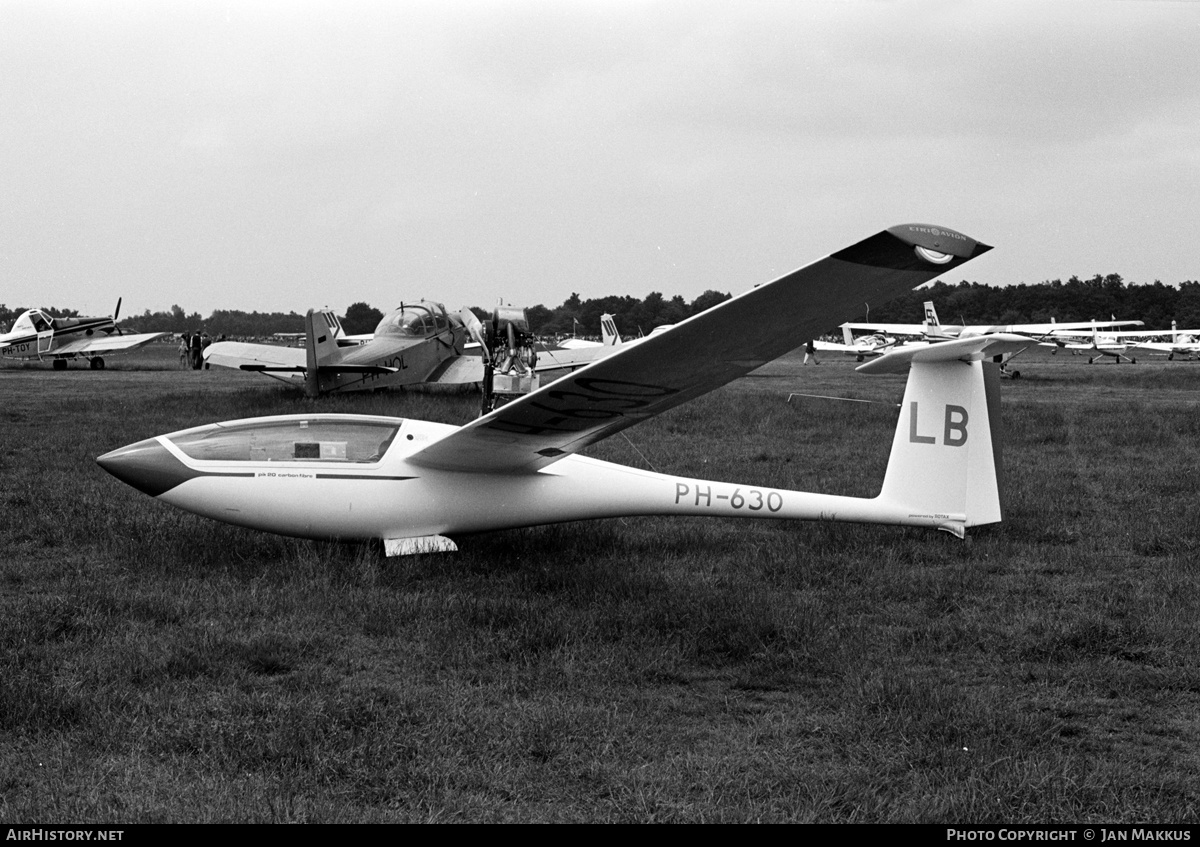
[[4, 274, 1199, 339]]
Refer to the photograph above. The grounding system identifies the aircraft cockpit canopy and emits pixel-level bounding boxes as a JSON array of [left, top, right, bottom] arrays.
[[12, 310, 51, 334], [169, 419, 401, 463], [376, 303, 451, 338]]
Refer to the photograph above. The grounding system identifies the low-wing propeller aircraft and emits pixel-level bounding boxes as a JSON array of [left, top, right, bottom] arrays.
[[203, 302, 485, 397], [0, 300, 167, 370], [814, 326, 900, 361], [99, 223, 1004, 556]]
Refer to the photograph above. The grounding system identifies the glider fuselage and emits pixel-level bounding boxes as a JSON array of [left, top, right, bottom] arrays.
[[96, 413, 966, 549]]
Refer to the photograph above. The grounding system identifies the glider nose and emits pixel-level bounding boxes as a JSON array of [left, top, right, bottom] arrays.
[[97, 437, 194, 497]]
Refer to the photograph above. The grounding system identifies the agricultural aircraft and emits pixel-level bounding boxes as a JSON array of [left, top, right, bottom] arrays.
[[0, 300, 166, 370]]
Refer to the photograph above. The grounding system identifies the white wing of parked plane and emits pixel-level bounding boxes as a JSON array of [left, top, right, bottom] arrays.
[[406, 224, 993, 474], [50, 331, 169, 356]]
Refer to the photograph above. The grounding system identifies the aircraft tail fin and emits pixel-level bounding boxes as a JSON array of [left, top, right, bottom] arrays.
[[842, 324, 855, 346], [600, 314, 621, 346], [876, 358, 1004, 537], [318, 309, 346, 342], [922, 300, 941, 333], [304, 309, 342, 397]]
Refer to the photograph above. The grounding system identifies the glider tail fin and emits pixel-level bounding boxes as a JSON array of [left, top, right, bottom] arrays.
[[876, 359, 1005, 537], [304, 309, 342, 398]]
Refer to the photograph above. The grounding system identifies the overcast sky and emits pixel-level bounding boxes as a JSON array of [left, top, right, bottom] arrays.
[[2, 0, 1197, 319]]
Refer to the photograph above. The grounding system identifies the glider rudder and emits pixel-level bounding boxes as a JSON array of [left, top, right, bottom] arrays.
[[876, 359, 1004, 537]]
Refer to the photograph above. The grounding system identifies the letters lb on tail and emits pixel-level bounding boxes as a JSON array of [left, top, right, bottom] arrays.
[[876, 357, 1005, 538], [97, 223, 1005, 555]]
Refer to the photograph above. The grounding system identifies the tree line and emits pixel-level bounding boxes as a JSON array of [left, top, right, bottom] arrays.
[[4, 274, 1199, 339]]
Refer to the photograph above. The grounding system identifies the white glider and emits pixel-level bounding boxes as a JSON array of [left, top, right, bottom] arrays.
[[98, 224, 1003, 555]]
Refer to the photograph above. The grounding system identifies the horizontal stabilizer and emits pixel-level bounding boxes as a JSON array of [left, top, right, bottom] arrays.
[[856, 333, 1031, 374], [315, 364, 398, 375], [240, 364, 305, 373]]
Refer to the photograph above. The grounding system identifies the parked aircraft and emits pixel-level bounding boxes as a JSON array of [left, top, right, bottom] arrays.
[[99, 223, 1007, 555], [814, 327, 900, 361], [1120, 322, 1200, 360], [844, 302, 1142, 377], [844, 301, 1141, 342], [532, 313, 626, 373], [203, 302, 484, 397], [0, 300, 166, 370], [1045, 323, 1139, 364]]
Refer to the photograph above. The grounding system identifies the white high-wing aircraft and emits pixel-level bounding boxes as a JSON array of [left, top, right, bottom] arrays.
[[98, 223, 1003, 556], [844, 301, 1141, 342], [1119, 322, 1200, 360], [1045, 323, 1141, 364], [203, 302, 485, 397], [844, 301, 1143, 377], [0, 300, 167, 370]]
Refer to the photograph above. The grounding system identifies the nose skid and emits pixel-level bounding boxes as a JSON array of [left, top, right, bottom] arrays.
[[96, 438, 196, 497]]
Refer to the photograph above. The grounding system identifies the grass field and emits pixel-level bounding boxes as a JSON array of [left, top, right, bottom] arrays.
[[2, 341, 1199, 822]]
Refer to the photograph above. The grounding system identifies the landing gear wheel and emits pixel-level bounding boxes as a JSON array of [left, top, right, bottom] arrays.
[[89, 357, 106, 370], [1011, 370, 1021, 380], [53, 359, 67, 370]]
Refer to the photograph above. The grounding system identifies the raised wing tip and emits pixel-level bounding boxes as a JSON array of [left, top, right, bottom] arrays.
[[887, 223, 992, 260], [832, 224, 992, 272]]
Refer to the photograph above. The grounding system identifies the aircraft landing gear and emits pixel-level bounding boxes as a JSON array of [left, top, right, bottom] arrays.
[[53, 359, 68, 370], [89, 357, 106, 370]]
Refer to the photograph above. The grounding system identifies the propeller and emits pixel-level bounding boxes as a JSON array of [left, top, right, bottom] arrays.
[[113, 297, 123, 335]]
